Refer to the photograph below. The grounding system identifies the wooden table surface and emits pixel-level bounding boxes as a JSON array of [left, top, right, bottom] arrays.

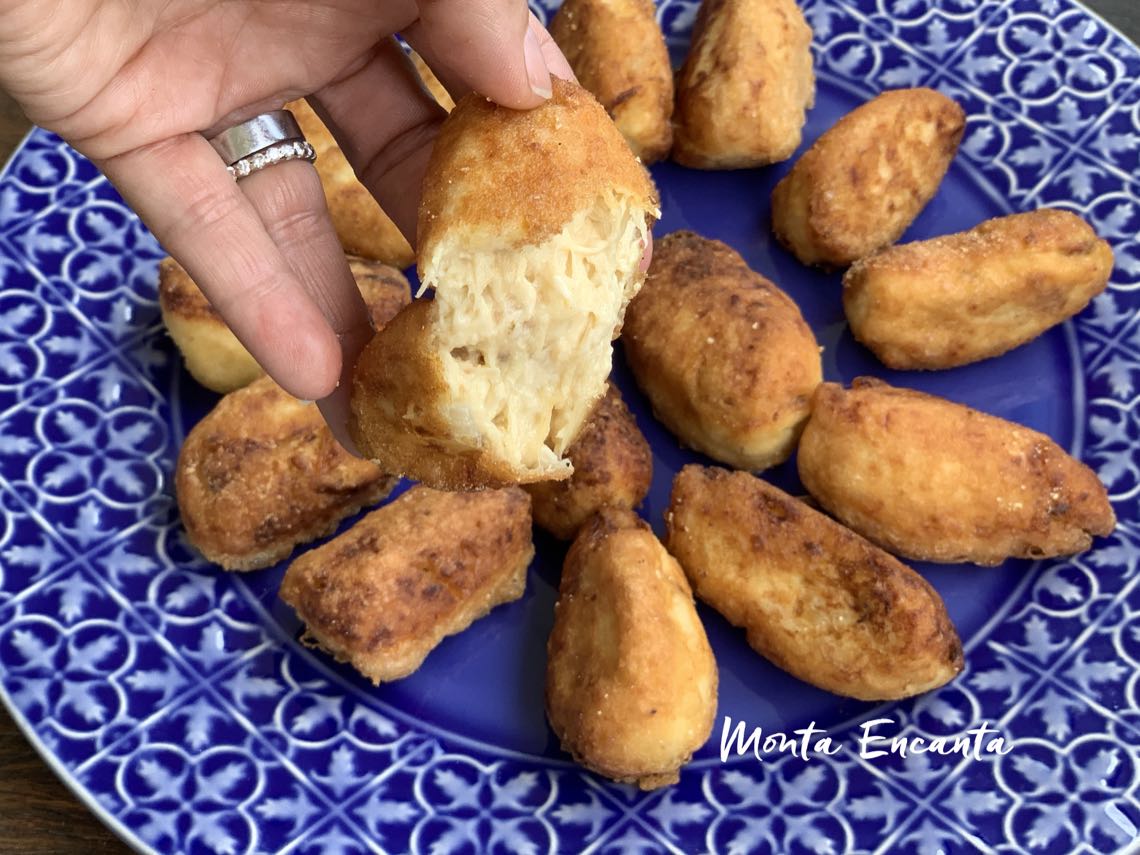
[[1, 4, 1137, 853]]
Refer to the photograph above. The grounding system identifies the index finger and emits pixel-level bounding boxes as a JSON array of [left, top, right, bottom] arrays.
[[406, 0, 568, 109], [98, 134, 344, 401], [406, 11, 577, 106]]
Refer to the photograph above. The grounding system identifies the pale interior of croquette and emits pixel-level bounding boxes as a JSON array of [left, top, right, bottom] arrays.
[[421, 190, 651, 474]]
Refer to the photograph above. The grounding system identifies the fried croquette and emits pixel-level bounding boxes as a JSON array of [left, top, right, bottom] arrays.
[[546, 508, 717, 788], [158, 255, 412, 394], [290, 100, 415, 267], [550, 0, 674, 163], [350, 80, 659, 489], [798, 379, 1117, 565], [772, 88, 965, 267], [524, 383, 653, 539], [672, 0, 814, 168], [280, 486, 534, 683], [665, 465, 963, 700], [409, 50, 455, 111], [176, 376, 397, 571], [843, 209, 1115, 369], [623, 231, 821, 470]]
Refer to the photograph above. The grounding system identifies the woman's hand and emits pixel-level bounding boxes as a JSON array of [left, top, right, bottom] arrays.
[[0, 0, 571, 440]]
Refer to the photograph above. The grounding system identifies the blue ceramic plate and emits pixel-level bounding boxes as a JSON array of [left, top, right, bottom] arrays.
[[2, 0, 1139, 852]]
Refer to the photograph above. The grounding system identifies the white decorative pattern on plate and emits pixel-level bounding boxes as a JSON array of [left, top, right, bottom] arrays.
[[1, 1, 1139, 852]]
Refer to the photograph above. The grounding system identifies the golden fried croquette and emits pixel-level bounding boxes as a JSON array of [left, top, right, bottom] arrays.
[[176, 376, 397, 571], [843, 209, 1115, 369], [524, 384, 652, 539], [409, 50, 455, 111], [350, 80, 659, 489], [672, 0, 814, 168], [623, 231, 821, 470], [280, 486, 534, 683], [158, 255, 411, 394], [290, 100, 415, 267], [798, 379, 1117, 565], [546, 508, 717, 788], [550, 0, 674, 163], [772, 88, 965, 267], [665, 465, 963, 700]]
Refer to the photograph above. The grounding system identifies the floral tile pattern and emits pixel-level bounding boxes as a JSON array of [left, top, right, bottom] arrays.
[[1, 1, 1139, 853]]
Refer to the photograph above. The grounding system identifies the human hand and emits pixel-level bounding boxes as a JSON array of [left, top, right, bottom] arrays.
[[0, 0, 572, 442]]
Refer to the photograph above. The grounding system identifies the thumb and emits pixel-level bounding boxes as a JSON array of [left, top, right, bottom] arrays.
[[409, 1, 563, 109]]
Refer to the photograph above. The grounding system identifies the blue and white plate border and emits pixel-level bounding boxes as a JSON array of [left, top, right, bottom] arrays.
[[1, 1, 1140, 853]]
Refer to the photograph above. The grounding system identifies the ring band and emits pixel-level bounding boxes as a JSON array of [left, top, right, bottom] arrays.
[[226, 140, 316, 179], [208, 109, 303, 163], [206, 109, 316, 180]]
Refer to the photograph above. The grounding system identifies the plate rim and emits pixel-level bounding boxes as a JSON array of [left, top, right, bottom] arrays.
[[0, 1, 1138, 852]]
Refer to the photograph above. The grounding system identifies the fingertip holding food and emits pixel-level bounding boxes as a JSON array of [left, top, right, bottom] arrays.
[[349, 80, 659, 489], [524, 22, 555, 99], [772, 87, 965, 267], [665, 465, 964, 701], [546, 508, 717, 788], [797, 379, 1117, 565], [843, 209, 1115, 369], [550, 0, 674, 163], [623, 231, 821, 471], [673, 0, 814, 168], [280, 486, 534, 684]]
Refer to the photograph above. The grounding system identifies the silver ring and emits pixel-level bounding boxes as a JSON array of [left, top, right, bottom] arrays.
[[224, 140, 316, 180], [206, 109, 317, 180]]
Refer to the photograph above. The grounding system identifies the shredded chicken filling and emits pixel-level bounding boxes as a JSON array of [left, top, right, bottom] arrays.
[[422, 191, 650, 472]]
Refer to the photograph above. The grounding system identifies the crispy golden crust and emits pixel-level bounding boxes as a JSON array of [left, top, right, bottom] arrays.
[[623, 231, 821, 470], [410, 50, 455, 112], [772, 88, 965, 267], [672, 0, 814, 168], [158, 257, 262, 393], [665, 466, 962, 700], [417, 79, 657, 258], [290, 100, 414, 267], [349, 300, 559, 489], [524, 384, 653, 539], [351, 81, 656, 488], [843, 209, 1114, 369], [546, 508, 717, 788], [158, 255, 411, 393], [279, 486, 534, 683], [798, 379, 1117, 565], [176, 376, 397, 571], [550, 0, 674, 163]]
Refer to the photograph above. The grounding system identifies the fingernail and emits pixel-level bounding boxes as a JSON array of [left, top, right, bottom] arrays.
[[524, 26, 553, 99]]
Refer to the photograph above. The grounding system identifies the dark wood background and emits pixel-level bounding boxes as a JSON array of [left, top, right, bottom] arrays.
[[0, 3, 1136, 852]]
